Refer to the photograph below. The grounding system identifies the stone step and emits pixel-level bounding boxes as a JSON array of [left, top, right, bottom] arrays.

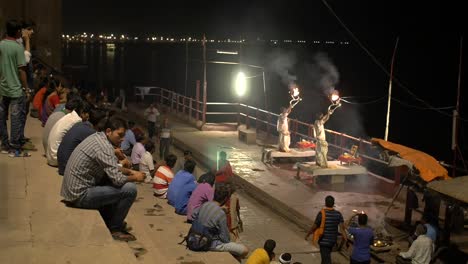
[[125, 184, 238, 264], [0, 117, 139, 264]]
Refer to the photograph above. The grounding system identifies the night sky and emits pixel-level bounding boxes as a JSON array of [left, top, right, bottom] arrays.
[[63, 1, 467, 164], [63, 1, 464, 38]]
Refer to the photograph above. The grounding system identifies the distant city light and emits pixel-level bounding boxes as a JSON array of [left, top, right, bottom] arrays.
[[60, 33, 351, 47]]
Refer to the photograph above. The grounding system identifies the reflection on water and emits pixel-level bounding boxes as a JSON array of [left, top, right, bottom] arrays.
[[106, 44, 115, 84]]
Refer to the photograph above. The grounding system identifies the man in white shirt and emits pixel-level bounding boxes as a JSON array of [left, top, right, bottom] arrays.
[[140, 141, 156, 183], [144, 103, 160, 139], [47, 102, 90, 166], [397, 225, 433, 264], [159, 117, 171, 159], [313, 111, 332, 168]]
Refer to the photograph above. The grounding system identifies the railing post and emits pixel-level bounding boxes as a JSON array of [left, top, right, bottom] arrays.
[[334, 132, 338, 149], [295, 120, 299, 137], [176, 94, 180, 113], [160, 87, 163, 105], [255, 108, 259, 132], [189, 98, 193, 120], [237, 103, 241, 127], [170, 91, 174, 112], [183, 97, 186, 116], [246, 109, 250, 129], [196, 80, 200, 121], [267, 112, 271, 135], [340, 134, 345, 155]]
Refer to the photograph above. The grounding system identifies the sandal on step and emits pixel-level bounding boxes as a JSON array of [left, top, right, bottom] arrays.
[[111, 230, 136, 242]]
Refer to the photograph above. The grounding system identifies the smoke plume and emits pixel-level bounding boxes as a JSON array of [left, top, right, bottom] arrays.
[[306, 52, 340, 95], [266, 49, 297, 86]]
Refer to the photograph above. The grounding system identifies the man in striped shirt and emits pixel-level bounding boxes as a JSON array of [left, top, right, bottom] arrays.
[[305, 195, 347, 264], [153, 153, 177, 198], [192, 185, 249, 260], [61, 117, 145, 242]]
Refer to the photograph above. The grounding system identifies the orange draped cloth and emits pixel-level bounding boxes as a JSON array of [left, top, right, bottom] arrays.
[[372, 138, 450, 182]]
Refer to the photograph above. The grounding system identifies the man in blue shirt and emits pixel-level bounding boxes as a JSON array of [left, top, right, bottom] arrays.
[[57, 109, 107, 175], [167, 159, 197, 215], [121, 121, 136, 156], [347, 213, 374, 264], [305, 195, 347, 264]]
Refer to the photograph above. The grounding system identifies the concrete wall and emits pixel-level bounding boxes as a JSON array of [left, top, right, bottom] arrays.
[[0, 0, 62, 70]]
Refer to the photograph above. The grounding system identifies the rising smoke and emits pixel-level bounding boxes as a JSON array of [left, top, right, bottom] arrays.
[[265, 48, 369, 140], [266, 49, 297, 86], [305, 52, 340, 95]]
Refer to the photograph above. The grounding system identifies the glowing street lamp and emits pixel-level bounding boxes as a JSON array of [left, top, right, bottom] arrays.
[[235, 72, 247, 96]]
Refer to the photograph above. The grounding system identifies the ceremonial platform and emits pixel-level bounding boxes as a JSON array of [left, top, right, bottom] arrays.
[[295, 161, 368, 184], [261, 147, 316, 165]]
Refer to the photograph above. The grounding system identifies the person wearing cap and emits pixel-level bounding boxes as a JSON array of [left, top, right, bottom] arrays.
[[246, 239, 276, 264], [305, 195, 346, 264]]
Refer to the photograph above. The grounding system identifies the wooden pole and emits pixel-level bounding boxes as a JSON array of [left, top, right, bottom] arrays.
[[184, 39, 188, 97], [196, 80, 200, 121], [452, 36, 463, 177], [384, 37, 399, 141], [202, 34, 207, 124]]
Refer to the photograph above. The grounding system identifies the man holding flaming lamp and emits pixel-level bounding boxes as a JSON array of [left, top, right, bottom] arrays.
[[277, 85, 302, 152], [313, 89, 341, 168]]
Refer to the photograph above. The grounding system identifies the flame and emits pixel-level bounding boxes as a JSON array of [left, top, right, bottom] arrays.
[[331, 92, 340, 102], [292, 87, 300, 97]]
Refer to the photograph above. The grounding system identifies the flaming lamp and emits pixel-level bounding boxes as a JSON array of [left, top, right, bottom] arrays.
[[328, 89, 342, 113], [289, 85, 302, 108]]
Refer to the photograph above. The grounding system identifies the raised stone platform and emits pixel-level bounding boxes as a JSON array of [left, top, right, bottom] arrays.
[[262, 148, 316, 165], [238, 128, 257, 145], [296, 161, 368, 184]]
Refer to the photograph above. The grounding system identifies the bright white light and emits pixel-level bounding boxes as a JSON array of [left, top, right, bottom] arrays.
[[217, 50, 239, 55], [235, 72, 247, 97]]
